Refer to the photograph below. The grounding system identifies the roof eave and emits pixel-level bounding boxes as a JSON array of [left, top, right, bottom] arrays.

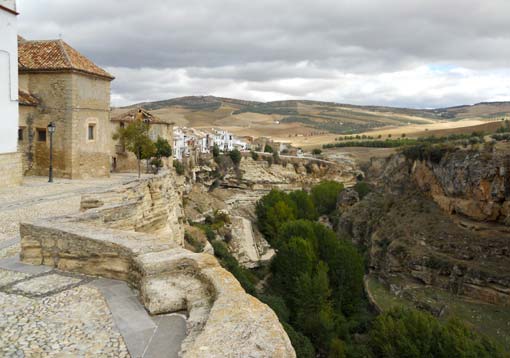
[[0, 4, 18, 15], [19, 67, 115, 81]]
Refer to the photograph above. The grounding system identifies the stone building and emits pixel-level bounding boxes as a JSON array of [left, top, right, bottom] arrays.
[[0, 0, 22, 186], [110, 108, 174, 172], [17, 36, 115, 179]]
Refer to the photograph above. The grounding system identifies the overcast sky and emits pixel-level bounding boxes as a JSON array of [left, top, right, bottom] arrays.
[[16, 0, 510, 108]]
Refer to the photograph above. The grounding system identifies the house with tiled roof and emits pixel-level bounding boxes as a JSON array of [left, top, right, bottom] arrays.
[[110, 108, 174, 172], [0, 0, 22, 186], [17, 36, 115, 179]]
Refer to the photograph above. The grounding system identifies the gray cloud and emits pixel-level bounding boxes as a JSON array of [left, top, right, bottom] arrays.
[[17, 0, 510, 107]]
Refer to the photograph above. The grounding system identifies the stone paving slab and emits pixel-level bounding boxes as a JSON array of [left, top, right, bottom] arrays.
[[0, 255, 52, 275], [0, 269, 29, 287], [91, 278, 187, 358], [11, 273, 83, 296]]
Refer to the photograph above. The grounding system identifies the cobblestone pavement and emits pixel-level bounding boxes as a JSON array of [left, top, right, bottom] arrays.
[[0, 175, 186, 358], [0, 174, 140, 242], [0, 269, 129, 358]]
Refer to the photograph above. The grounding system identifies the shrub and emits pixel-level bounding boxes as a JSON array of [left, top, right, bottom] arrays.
[[369, 307, 504, 358], [155, 137, 172, 158], [264, 144, 274, 153], [312, 148, 323, 155], [251, 151, 259, 160], [311, 181, 345, 215], [229, 149, 242, 166], [184, 232, 204, 253], [353, 181, 371, 200], [212, 144, 220, 158], [173, 160, 185, 175], [282, 322, 316, 358]]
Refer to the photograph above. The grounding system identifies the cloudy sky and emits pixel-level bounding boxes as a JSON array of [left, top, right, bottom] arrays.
[[17, 0, 510, 108]]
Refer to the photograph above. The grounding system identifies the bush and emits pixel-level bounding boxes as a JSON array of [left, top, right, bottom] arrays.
[[155, 137, 172, 158], [173, 160, 185, 175], [264, 144, 274, 153], [251, 151, 259, 160], [312, 148, 323, 155], [311, 181, 345, 215], [282, 322, 316, 358], [229, 149, 242, 166], [353, 181, 371, 200], [212, 144, 220, 158], [369, 307, 504, 358], [184, 232, 204, 252]]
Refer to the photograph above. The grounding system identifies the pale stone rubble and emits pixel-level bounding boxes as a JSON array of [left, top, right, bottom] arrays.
[[19, 170, 296, 357]]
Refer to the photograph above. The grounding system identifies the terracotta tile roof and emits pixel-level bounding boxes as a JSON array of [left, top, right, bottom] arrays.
[[111, 108, 175, 125], [18, 39, 114, 80], [18, 90, 39, 106]]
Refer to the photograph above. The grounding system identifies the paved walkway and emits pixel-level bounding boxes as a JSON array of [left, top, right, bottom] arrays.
[[0, 254, 187, 358], [0, 174, 141, 243], [0, 175, 187, 357]]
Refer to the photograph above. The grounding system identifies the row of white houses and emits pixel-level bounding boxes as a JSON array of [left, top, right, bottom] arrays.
[[173, 127, 249, 160]]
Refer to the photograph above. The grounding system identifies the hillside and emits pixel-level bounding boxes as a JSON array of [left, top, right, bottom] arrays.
[[112, 96, 510, 147]]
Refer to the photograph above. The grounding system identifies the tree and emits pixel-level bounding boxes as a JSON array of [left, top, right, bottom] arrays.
[[256, 189, 297, 242], [113, 120, 154, 178], [229, 149, 242, 166], [264, 144, 274, 153], [289, 191, 319, 221], [155, 137, 172, 158], [311, 181, 345, 215], [369, 307, 504, 358], [213, 144, 220, 158], [312, 148, 323, 156]]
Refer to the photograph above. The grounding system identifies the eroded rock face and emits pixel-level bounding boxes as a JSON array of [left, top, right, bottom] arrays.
[[345, 149, 510, 307], [229, 216, 275, 268], [20, 171, 296, 358]]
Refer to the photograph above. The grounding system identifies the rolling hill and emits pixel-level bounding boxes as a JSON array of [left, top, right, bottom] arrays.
[[112, 96, 510, 148]]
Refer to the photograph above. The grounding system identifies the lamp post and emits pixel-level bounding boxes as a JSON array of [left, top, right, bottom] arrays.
[[47, 122, 56, 183]]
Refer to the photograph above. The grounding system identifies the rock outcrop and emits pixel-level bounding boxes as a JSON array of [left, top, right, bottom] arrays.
[[342, 148, 510, 307], [20, 171, 296, 358], [229, 216, 275, 268]]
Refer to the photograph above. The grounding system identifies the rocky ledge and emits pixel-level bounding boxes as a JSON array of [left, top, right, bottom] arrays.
[[19, 171, 295, 358]]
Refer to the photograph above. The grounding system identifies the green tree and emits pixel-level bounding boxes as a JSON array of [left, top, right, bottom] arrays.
[[289, 191, 319, 220], [213, 144, 220, 158], [155, 137, 172, 158], [229, 149, 242, 166], [311, 181, 345, 215], [256, 190, 297, 242], [369, 307, 504, 358], [113, 120, 154, 177], [312, 148, 323, 155], [264, 144, 274, 153], [272, 236, 316, 299]]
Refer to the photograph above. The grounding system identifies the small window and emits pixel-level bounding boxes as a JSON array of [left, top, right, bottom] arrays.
[[88, 124, 95, 140], [18, 128, 24, 141], [37, 128, 46, 142], [120, 122, 125, 128]]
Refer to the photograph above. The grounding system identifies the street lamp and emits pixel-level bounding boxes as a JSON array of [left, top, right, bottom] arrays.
[[47, 122, 56, 183]]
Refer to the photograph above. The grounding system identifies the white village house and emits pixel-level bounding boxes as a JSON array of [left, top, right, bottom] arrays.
[[0, 0, 22, 186], [173, 127, 249, 160]]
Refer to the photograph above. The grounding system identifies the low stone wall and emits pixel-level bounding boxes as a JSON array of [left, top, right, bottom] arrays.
[[19, 171, 295, 357]]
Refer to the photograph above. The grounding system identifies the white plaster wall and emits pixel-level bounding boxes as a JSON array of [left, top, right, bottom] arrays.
[[0, 7, 18, 154]]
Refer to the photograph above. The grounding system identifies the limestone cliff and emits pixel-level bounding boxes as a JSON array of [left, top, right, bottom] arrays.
[[340, 147, 510, 307]]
